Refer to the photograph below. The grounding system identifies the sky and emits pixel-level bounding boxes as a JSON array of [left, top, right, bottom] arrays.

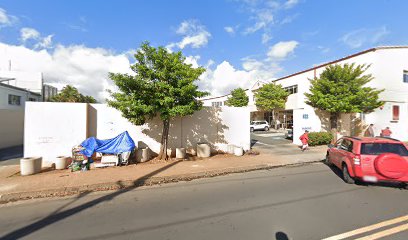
[[0, 0, 407, 101]]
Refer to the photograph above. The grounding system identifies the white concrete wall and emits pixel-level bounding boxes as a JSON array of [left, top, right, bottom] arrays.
[[0, 71, 43, 94], [25, 103, 250, 165], [24, 102, 89, 164], [0, 109, 24, 149]]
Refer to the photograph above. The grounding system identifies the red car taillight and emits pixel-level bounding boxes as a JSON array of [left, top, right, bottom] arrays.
[[353, 155, 361, 165]]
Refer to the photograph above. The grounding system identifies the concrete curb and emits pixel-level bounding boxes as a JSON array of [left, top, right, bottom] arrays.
[[0, 160, 323, 204]]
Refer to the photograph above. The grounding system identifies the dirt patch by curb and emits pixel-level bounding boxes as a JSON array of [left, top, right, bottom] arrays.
[[0, 160, 323, 204]]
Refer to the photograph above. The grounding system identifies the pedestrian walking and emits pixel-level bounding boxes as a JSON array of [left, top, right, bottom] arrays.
[[299, 130, 309, 152], [381, 127, 392, 137], [364, 124, 375, 137]]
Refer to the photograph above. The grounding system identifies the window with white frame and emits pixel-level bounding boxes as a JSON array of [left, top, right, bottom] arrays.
[[404, 70, 408, 83], [284, 85, 298, 95], [8, 94, 21, 105]]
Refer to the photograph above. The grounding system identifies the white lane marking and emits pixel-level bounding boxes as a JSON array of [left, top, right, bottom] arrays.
[[322, 214, 408, 240], [354, 223, 408, 240]]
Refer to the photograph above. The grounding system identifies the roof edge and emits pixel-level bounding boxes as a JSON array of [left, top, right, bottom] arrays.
[[0, 82, 42, 96], [273, 45, 408, 82]]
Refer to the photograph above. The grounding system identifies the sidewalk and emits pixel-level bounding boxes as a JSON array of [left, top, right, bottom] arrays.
[[0, 145, 327, 204]]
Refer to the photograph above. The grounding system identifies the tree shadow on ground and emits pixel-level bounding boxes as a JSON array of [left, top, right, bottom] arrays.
[[1, 160, 182, 240], [142, 107, 229, 156], [323, 162, 406, 190]]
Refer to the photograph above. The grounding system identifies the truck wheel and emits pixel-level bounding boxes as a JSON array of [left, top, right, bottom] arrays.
[[250, 127, 254, 132], [264, 126, 269, 131], [342, 164, 355, 184]]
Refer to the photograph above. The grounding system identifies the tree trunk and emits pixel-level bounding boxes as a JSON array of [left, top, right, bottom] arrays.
[[330, 112, 340, 142], [158, 119, 170, 160]]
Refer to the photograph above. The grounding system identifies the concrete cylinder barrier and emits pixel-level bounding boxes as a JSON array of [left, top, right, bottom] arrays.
[[234, 146, 244, 156], [137, 148, 150, 163], [176, 148, 186, 159], [20, 157, 42, 176], [197, 143, 211, 158], [167, 148, 173, 158], [55, 156, 69, 170], [227, 144, 235, 154], [142, 148, 150, 162]]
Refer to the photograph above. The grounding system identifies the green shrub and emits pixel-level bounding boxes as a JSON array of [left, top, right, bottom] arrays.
[[307, 132, 333, 146]]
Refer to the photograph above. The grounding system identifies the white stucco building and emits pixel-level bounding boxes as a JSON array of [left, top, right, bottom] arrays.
[[202, 46, 408, 144]]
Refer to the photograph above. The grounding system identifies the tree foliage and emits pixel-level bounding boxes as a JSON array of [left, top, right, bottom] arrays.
[[225, 88, 249, 107], [254, 83, 289, 111], [50, 85, 97, 103], [305, 63, 384, 129], [108, 42, 208, 160]]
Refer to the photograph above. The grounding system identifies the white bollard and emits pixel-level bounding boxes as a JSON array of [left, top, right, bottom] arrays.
[[55, 156, 69, 170], [20, 157, 42, 176], [234, 146, 244, 156], [197, 143, 211, 158], [176, 148, 186, 159]]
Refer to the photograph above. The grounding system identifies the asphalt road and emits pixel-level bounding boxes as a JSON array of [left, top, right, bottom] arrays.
[[0, 163, 407, 240]]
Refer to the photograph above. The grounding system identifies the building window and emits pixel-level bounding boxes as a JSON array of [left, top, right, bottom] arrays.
[[392, 105, 399, 121], [212, 101, 223, 107], [28, 98, 37, 101], [404, 70, 408, 83], [8, 94, 21, 105], [284, 85, 298, 95], [302, 114, 309, 119]]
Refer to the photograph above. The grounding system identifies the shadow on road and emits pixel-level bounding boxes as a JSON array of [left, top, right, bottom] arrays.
[[324, 162, 406, 190], [74, 187, 363, 239], [1, 160, 182, 240]]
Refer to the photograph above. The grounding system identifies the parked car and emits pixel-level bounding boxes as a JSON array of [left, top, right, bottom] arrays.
[[285, 129, 293, 139], [250, 121, 269, 132], [325, 136, 408, 186]]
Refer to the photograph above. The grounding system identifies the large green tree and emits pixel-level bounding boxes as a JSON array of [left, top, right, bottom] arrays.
[[225, 88, 249, 107], [108, 42, 208, 160], [50, 85, 97, 103], [254, 83, 289, 112], [305, 63, 384, 130]]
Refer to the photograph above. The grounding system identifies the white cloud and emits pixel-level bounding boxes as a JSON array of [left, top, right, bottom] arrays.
[[34, 34, 54, 49], [284, 0, 299, 9], [0, 42, 132, 101], [340, 26, 389, 49], [0, 8, 17, 27], [198, 58, 282, 97], [280, 14, 298, 25], [20, 27, 54, 49], [245, 9, 274, 34], [167, 20, 211, 51], [262, 33, 272, 44], [20, 28, 40, 42], [184, 55, 201, 68], [224, 26, 235, 35], [267, 40, 298, 59]]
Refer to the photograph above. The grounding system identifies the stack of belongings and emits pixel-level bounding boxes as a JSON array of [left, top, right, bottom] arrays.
[[79, 131, 136, 168], [70, 146, 91, 172]]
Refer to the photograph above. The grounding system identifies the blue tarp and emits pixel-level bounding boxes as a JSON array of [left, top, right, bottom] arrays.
[[80, 131, 136, 157]]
